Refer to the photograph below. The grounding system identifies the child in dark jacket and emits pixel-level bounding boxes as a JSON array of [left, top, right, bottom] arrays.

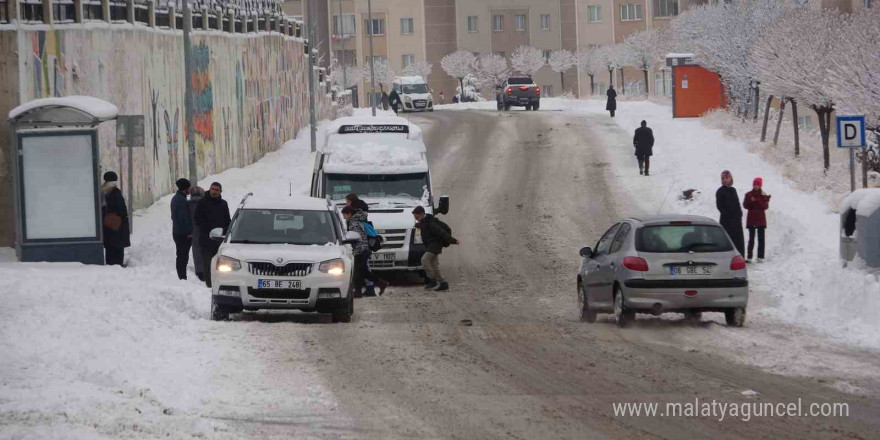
[[743, 177, 771, 262]]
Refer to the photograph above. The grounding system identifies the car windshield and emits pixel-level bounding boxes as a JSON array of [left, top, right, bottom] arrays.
[[326, 173, 428, 200], [401, 84, 429, 94], [508, 77, 533, 85], [636, 225, 733, 253], [229, 209, 337, 245]]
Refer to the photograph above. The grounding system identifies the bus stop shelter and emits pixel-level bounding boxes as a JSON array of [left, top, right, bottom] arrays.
[[7, 96, 118, 264]]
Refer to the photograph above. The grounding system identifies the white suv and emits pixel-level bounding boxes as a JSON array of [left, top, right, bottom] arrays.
[[208, 195, 359, 322]]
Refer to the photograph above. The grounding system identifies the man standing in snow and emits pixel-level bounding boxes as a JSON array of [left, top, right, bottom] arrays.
[[412, 206, 459, 291], [171, 178, 193, 280], [716, 171, 745, 256], [194, 182, 230, 288], [101, 171, 131, 266], [606, 85, 617, 117], [389, 88, 402, 115], [633, 120, 654, 176]]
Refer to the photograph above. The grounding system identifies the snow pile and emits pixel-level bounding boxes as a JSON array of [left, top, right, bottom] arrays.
[[842, 188, 880, 217], [324, 141, 427, 174], [9, 96, 119, 120]]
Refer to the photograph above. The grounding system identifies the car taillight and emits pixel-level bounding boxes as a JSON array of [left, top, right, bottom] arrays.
[[730, 255, 746, 270], [536, 87, 541, 94], [506, 87, 513, 94], [623, 257, 649, 272], [518, 86, 529, 91]]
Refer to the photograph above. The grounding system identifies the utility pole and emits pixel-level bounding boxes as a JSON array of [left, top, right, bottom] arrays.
[[306, 1, 317, 152], [368, 0, 376, 117], [183, 0, 197, 183], [338, 0, 347, 90]]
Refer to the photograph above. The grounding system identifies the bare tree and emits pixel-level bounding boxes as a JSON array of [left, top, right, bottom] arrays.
[[510, 45, 545, 77], [474, 53, 511, 91], [441, 50, 477, 100], [623, 29, 661, 95], [404, 61, 433, 82], [548, 49, 577, 93]]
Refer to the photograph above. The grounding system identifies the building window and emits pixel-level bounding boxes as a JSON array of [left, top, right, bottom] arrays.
[[467, 15, 478, 32], [798, 115, 814, 131], [620, 4, 643, 21], [333, 13, 356, 36], [543, 85, 554, 97], [654, 0, 679, 17], [864, 0, 871, 7], [540, 14, 551, 30], [515, 14, 526, 31], [588, 5, 601, 22], [364, 18, 385, 35], [402, 54, 415, 68], [543, 50, 552, 62], [366, 55, 387, 65], [492, 14, 503, 31], [401, 17, 414, 35]]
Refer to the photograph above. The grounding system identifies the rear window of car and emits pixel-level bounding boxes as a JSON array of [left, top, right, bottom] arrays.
[[507, 77, 533, 85], [635, 225, 733, 253]]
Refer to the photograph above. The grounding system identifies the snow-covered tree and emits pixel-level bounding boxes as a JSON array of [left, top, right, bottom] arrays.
[[403, 60, 433, 82], [510, 45, 545, 77], [576, 49, 599, 95], [828, 7, 880, 133], [456, 74, 483, 102], [592, 45, 615, 88], [474, 53, 510, 90], [330, 62, 363, 91], [548, 49, 577, 93], [362, 58, 396, 93], [624, 29, 661, 95], [751, 6, 842, 169], [441, 50, 477, 101]]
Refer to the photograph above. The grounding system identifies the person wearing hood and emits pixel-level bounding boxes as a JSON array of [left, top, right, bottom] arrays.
[[606, 85, 617, 117], [342, 206, 388, 297], [716, 170, 745, 256], [743, 177, 771, 263], [188, 186, 206, 281], [389, 88, 402, 114], [194, 182, 230, 288], [412, 206, 459, 291], [171, 178, 193, 280], [101, 171, 131, 266], [346, 193, 376, 295]]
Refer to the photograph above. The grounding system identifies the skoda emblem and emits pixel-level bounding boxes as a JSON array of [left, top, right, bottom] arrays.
[[276, 258, 284, 265]]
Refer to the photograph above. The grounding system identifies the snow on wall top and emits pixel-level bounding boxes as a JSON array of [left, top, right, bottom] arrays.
[[323, 141, 428, 174], [394, 76, 427, 85], [8, 96, 119, 121], [841, 188, 880, 218]]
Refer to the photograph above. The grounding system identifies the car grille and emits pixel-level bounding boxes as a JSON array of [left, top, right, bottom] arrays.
[[413, 99, 427, 108], [377, 228, 408, 250], [247, 287, 311, 299], [370, 259, 396, 268], [248, 262, 312, 277]]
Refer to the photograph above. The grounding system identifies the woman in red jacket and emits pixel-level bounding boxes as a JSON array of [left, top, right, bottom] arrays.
[[743, 177, 771, 263]]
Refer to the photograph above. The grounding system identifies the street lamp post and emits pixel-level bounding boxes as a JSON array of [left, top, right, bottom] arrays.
[[367, 0, 376, 117], [183, 0, 197, 183]]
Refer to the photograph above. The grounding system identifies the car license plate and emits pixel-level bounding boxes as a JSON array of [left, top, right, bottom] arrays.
[[370, 253, 394, 262], [519, 98, 530, 103], [258, 279, 302, 289], [670, 265, 712, 276], [415, 102, 426, 108]]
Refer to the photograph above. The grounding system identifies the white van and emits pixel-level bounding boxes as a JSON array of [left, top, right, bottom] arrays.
[[310, 115, 449, 271], [392, 76, 434, 112]]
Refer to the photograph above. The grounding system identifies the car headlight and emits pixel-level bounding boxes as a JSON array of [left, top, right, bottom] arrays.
[[413, 228, 423, 245], [216, 255, 242, 272], [404, 96, 412, 101], [319, 258, 345, 276]]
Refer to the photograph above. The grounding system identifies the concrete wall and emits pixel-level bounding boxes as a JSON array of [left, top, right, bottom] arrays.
[[0, 25, 338, 247]]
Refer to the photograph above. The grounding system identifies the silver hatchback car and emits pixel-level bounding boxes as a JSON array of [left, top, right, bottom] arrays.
[[577, 215, 748, 327]]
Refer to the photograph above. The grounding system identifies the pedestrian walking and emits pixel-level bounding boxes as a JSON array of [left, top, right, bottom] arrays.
[[188, 186, 206, 281], [101, 171, 131, 266], [389, 88, 402, 115], [633, 120, 654, 176], [171, 178, 193, 280], [381, 91, 390, 111], [716, 170, 745, 256], [606, 85, 617, 117], [412, 206, 459, 291], [342, 206, 388, 298], [194, 182, 230, 288], [743, 177, 771, 263], [346, 193, 375, 295], [439, 91, 445, 104]]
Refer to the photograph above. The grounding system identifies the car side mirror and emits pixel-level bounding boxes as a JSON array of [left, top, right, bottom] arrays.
[[343, 231, 361, 245], [435, 195, 450, 215], [579, 247, 593, 258], [210, 228, 226, 241]]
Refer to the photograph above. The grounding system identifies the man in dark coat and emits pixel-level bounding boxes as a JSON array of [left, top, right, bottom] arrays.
[[171, 178, 193, 280], [188, 186, 206, 281], [716, 170, 745, 256], [633, 120, 655, 176], [194, 182, 231, 288], [389, 89, 402, 114], [101, 171, 131, 266], [413, 206, 459, 291], [606, 85, 617, 117]]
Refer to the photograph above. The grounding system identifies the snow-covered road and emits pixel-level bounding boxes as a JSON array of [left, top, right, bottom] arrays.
[[2, 101, 880, 439]]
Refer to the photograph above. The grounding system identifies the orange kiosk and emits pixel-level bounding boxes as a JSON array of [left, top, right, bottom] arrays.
[[667, 54, 727, 118]]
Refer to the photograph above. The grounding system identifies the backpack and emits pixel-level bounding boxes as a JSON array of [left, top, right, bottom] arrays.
[[362, 221, 385, 252], [432, 218, 453, 247]]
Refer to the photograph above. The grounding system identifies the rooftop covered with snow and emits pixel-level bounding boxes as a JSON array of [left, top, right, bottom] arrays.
[[394, 76, 427, 85], [323, 142, 428, 174]]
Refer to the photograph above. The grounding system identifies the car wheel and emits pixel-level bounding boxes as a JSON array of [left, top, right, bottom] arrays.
[[614, 286, 634, 327], [684, 311, 702, 322], [211, 299, 230, 321], [578, 283, 597, 323], [504, 104, 510, 111], [533, 103, 540, 111], [525, 105, 532, 111], [332, 290, 354, 323], [497, 102, 503, 111], [725, 307, 746, 327]]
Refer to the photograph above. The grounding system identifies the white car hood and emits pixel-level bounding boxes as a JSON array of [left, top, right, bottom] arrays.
[[219, 243, 345, 264]]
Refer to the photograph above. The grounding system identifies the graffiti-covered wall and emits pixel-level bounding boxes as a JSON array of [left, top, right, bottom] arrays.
[[0, 26, 338, 247]]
